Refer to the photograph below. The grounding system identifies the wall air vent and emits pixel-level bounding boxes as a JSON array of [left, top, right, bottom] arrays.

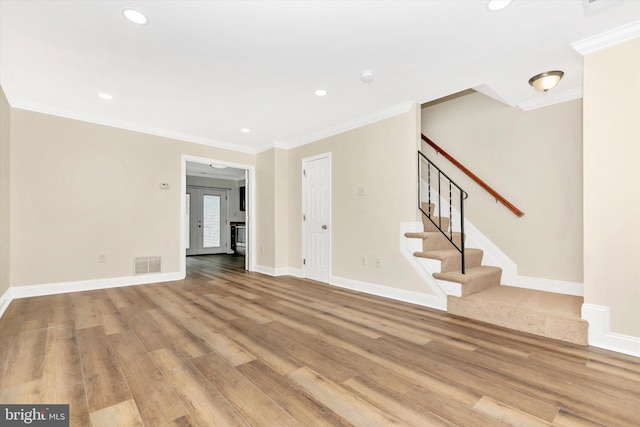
[[134, 256, 162, 274]]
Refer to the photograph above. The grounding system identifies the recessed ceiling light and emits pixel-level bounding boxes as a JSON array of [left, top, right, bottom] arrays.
[[123, 8, 148, 24], [487, 0, 512, 11], [314, 89, 327, 97], [240, 128, 251, 133], [98, 92, 113, 100]]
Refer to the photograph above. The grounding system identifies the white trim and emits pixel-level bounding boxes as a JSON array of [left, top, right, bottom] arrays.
[[571, 20, 640, 55], [286, 268, 303, 278], [582, 304, 640, 357], [509, 275, 584, 297], [2, 272, 182, 306], [0, 287, 13, 318], [517, 87, 583, 112], [283, 102, 414, 149], [181, 155, 256, 276], [329, 274, 445, 310], [254, 265, 302, 278], [11, 102, 257, 154], [254, 264, 277, 276]]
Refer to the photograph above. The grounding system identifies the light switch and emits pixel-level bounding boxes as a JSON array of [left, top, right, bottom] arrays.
[[357, 186, 366, 197]]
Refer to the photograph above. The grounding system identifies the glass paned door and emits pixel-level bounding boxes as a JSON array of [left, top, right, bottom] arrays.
[[186, 187, 228, 255], [202, 195, 221, 248]]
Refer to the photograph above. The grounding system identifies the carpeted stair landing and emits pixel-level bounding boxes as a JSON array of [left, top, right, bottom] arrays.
[[407, 204, 588, 346], [447, 286, 587, 345]]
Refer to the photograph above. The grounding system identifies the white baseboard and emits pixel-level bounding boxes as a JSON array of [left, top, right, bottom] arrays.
[[329, 274, 445, 310], [582, 304, 640, 358], [0, 272, 184, 318], [255, 264, 303, 278], [0, 287, 13, 318], [286, 267, 303, 278], [508, 275, 584, 296]]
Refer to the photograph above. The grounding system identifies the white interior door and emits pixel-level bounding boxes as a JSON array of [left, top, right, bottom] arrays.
[[302, 154, 331, 282], [186, 187, 228, 255]]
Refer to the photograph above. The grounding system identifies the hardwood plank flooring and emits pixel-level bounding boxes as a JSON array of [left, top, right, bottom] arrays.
[[1, 254, 639, 426]]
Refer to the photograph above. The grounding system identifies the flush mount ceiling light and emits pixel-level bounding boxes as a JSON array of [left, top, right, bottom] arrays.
[[98, 92, 113, 100], [360, 70, 375, 83], [314, 89, 327, 97], [487, 0, 512, 11], [210, 164, 228, 169], [528, 70, 564, 92], [240, 128, 251, 133], [123, 8, 148, 24]]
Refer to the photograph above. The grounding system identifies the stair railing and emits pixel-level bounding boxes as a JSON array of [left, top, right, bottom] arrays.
[[418, 151, 468, 274], [421, 134, 524, 217]]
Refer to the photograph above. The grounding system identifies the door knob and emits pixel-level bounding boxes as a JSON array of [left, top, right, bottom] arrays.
[[322, 225, 327, 230]]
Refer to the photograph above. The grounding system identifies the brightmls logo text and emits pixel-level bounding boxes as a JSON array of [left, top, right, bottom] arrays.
[[1, 405, 69, 426]]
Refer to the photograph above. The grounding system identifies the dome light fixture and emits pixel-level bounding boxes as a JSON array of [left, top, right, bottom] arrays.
[[240, 128, 251, 133], [123, 8, 148, 25], [314, 89, 327, 97], [98, 92, 113, 100], [528, 70, 564, 92]]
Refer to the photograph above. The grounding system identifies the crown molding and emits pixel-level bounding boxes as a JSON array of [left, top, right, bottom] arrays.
[[10, 100, 259, 154], [278, 101, 415, 150], [571, 20, 640, 55], [517, 87, 583, 111]]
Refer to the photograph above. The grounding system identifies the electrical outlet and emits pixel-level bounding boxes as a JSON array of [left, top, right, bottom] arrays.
[[98, 254, 106, 263], [375, 257, 381, 268]]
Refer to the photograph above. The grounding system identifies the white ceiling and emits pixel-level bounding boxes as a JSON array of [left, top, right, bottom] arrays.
[[186, 162, 246, 181], [1, 1, 639, 154]]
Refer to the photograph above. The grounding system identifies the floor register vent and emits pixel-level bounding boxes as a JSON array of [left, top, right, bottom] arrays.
[[134, 256, 162, 275]]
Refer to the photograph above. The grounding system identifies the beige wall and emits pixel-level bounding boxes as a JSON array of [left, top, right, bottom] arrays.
[[255, 149, 275, 268], [583, 38, 640, 337], [0, 87, 10, 297], [254, 147, 290, 271], [422, 93, 583, 282], [273, 148, 290, 269], [285, 103, 431, 293], [9, 109, 253, 286]]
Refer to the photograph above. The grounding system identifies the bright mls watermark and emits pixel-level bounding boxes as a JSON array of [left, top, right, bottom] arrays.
[[1, 405, 69, 426]]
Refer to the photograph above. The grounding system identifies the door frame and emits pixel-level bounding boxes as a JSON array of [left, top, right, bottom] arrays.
[[180, 155, 255, 276], [301, 152, 332, 282]]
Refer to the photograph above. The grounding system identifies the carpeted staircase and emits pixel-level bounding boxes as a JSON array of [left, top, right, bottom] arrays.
[[405, 203, 588, 345]]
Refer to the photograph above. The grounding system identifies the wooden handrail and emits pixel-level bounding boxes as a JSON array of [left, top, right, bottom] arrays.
[[421, 134, 524, 217]]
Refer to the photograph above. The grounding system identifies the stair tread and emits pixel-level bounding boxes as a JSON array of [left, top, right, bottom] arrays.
[[459, 285, 584, 319]]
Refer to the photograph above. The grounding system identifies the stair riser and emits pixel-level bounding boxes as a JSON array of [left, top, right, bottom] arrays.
[[434, 269, 501, 296], [439, 250, 483, 273], [422, 232, 463, 251], [422, 216, 450, 233], [447, 297, 588, 346]]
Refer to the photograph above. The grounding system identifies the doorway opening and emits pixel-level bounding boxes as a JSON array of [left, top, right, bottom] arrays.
[[180, 156, 254, 278]]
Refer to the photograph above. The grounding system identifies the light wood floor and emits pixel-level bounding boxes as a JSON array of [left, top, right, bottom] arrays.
[[1, 255, 639, 426]]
